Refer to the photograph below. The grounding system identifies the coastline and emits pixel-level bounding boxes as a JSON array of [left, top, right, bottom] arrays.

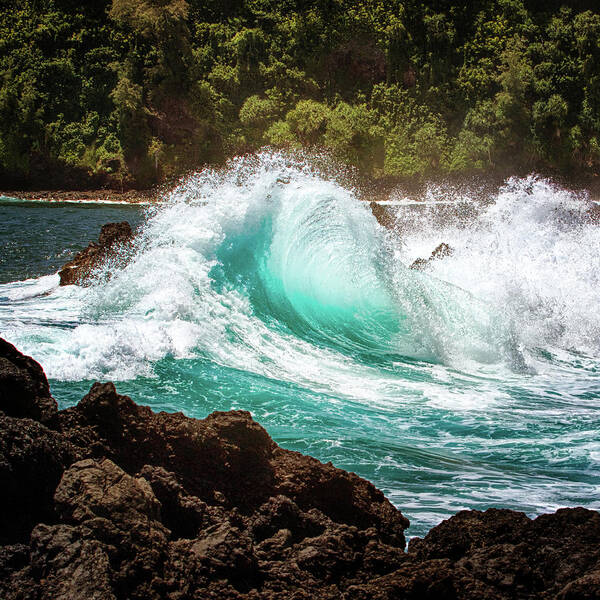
[[4, 167, 600, 208], [1, 336, 600, 599], [0, 189, 158, 205]]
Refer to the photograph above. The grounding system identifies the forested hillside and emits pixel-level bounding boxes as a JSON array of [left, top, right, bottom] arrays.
[[1, 0, 600, 189]]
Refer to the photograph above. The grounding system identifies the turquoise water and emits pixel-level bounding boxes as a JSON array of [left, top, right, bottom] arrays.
[[1, 154, 600, 536]]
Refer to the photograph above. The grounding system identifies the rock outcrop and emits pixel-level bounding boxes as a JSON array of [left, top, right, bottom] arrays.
[[369, 201, 396, 230], [410, 242, 453, 270], [1, 337, 599, 599], [0, 338, 407, 599], [349, 507, 600, 599], [0, 337, 57, 424], [58, 221, 133, 286]]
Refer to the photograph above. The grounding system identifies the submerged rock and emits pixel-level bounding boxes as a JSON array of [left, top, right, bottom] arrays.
[[58, 221, 133, 286], [1, 335, 599, 599]]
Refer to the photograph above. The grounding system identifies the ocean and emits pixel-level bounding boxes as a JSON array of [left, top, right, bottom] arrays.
[[1, 152, 599, 537]]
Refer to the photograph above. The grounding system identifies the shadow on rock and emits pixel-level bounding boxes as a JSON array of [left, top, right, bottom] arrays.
[[1, 337, 599, 599]]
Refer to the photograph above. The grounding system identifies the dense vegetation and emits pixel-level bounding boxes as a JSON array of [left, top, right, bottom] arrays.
[[1, 0, 600, 188]]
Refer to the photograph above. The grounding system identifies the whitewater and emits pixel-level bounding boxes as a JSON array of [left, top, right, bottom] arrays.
[[1, 152, 600, 536]]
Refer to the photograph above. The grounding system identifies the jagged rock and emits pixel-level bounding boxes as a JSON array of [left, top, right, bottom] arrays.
[[58, 381, 407, 547], [58, 221, 133, 286], [395, 507, 600, 600], [2, 336, 600, 599], [51, 458, 169, 599], [14, 457, 170, 600], [0, 415, 75, 544], [0, 336, 58, 424], [138, 464, 211, 540], [410, 242, 454, 270], [408, 508, 530, 561], [370, 201, 395, 229], [29, 522, 117, 600]]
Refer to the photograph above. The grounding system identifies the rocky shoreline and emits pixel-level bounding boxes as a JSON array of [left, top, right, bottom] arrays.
[[0, 189, 156, 204], [57, 222, 134, 286], [1, 338, 599, 599]]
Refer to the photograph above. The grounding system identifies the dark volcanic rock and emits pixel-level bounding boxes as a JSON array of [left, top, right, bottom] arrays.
[[0, 337, 58, 424], [2, 336, 600, 599], [46, 458, 170, 600], [0, 415, 75, 544], [0, 337, 409, 599], [57, 381, 407, 548], [0, 344, 71, 543], [58, 221, 133, 286], [370, 201, 396, 229], [348, 507, 600, 599], [410, 242, 454, 270]]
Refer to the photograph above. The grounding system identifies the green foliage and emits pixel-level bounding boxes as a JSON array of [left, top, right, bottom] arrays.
[[384, 119, 449, 177], [110, 74, 148, 158], [229, 28, 265, 72], [239, 94, 280, 129], [286, 100, 330, 145], [265, 120, 297, 148], [239, 93, 282, 146], [372, 84, 448, 176], [109, 0, 189, 39], [446, 129, 492, 173], [2, 0, 600, 188], [324, 102, 382, 171]]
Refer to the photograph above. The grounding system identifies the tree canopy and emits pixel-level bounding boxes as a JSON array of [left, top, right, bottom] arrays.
[[1, 0, 600, 188]]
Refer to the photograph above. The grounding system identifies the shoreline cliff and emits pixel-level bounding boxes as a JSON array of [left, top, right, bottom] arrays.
[[1, 337, 599, 599]]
